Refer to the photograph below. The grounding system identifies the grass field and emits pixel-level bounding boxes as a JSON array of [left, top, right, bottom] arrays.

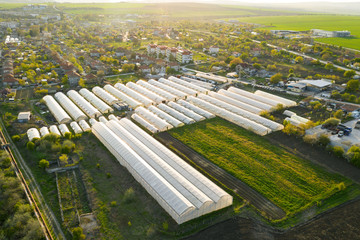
[[169, 117, 352, 217], [232, 15, 360, 50]]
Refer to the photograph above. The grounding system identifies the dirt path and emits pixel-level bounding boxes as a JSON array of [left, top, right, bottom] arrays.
[[157, 132, 286, 220]]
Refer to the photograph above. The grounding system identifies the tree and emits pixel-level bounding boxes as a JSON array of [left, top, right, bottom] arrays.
[[295, 56, 303, 64], [332, 146, 345, 158], [347, 146, 360, 167], [39, 159, 49, 169], [78, 78, 86, 87], [64, 132, 72, 140], [344, 70, 356, 79], [346, 79, 360, 92], [266, 64, 276, 71], [318, 134, 330, 146], [61, 75, 68, 85], [27, 142, 35, 150], [166, 67, 176, 75], [229, 58, 243, 70], [270, 73, 283, 84], [334, 109, 344, 119], [253, 63, 262, 70], [59, 154, 68, 165], [72, 227, 85, 240], [12, 135, 20, 142], [323, 117, 340, 127]]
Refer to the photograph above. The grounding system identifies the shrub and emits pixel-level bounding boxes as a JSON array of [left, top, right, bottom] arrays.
[[26, 141, 35, 150], [123, 187, 135, 204], [162, 221, 169, 231], [72, 227, 85, 240], [318, 134, 330, 146], [39, 159, 49, 169], [128, 221, 132, 227], [96, 163, 100, 169], [12, 135, 20, 142], [59, 154, 68, 165], [106, 173, 111, 178], [347, 146, 360, 167], [323, 118, 340, 127], [303, 134, 318, 145], [64, 132, 72, 140], [332, 146, 345, 158], [110, 201, 117, 207]]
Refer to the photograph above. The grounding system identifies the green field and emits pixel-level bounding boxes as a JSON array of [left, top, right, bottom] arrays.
[[169, 118, 352, 216], [233, 15, 360, 50]]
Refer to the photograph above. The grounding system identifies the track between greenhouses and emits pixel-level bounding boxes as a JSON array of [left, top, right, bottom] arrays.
[[157, 132, 286, 220]]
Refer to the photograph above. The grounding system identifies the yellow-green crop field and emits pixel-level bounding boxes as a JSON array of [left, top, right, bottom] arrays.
[[169, 117, 356, 217]]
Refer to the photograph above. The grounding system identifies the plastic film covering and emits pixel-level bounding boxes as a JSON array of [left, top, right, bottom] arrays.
[[177, 100, 215, 119], [79, 88, 113, 114], [92, 86, 119, 105], [188, 96, 271, 136], [159, 78, 197, 96], [54, 92, 87, 121], [92, 122, 195, 223], [58, 124, 71, 136], [27, 128, 40, 141], [99, 116, 109, 124], [115, 83, 153, 107], [157, 104, 195, 125], [168, 101, 205, 122], [148, 106, 185, 127], [254, 90, 297, 107], [134, 107, 173, 131], [49, 125, 61, 136], [39, 127, 50, 137], [283, 110, 296, 117], [79, 120, 91, 132], [67, 90, 101, 118], [291, 115, 309, 124], [137, 80, 177, 101], [285, 117, 302, 127], [89, 118, 98, 126], [126, 82, 166, 104], [227, 87, 281, 107], [168, 76, 209, 94], [180, 76, 214, 90], [211, 91, 262, 114], [104, 84, 142, 109], [70, 121, 83, 134], [148, 80, 187, 99], [43, 95, 71, 124], [195, 73, 228, 83], [131, 114, 159, 134], [198, 94, 283, 131]]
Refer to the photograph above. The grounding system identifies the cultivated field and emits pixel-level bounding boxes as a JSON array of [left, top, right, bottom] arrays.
[[233, 15, 360, 50], [169, 117, 352, 217]]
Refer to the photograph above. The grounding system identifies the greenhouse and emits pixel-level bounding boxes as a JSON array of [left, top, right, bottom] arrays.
[[78, 120, 91, 132], [148, 80, 187, 99], [127, 82, 166, 104], [99, 116, 109, 124], [180, 76, 214, 90], [39, 127, 50, 137], [104, 84, 143, 109], [54, 92, 87, 121], [49, 125, 61, 136], [227, 87, 281, 107], [254, 90, 297, 107], [177, 100, 215, 119], [134, 107, 173, 131], [168, 76, 209, 94], [168, 101, 205, 122], [67, 90, 102, 118], [27, 128, 40, 141], [131, 114, 159, 134], [43, 95, 71, 124], [79, 88, 113, 114], [115, 83, 153, 107], [92, 86, 119, 105], [70, 121, 83, 134], [159, 78, 197, 96], [137, 80, 177, 102], [148, 106, 185, 128], [58, 124, 71, 136], [158, 104, 195, 125]]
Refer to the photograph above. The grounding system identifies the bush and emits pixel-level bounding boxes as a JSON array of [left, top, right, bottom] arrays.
[[64, 132, 72, 140], [318, 134, 330, 146], [72, 227, 85, 240], [110, 201, 117, 207], [332, 146, 345, 158], [39, 159, 49, 169], [303, 134, 318, 145], [162, 221, 169, 231], [123, 187, 135, 204], [323, 118, 340, 127], [347, 146, 360, 167], [12, 135, 20, 142], [59, 154, 68, 165], [27, 141, 35, 150]]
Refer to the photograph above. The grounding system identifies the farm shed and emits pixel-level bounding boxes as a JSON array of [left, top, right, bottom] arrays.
[[79, 88, 113, 114], [17, 112, 31, 123], [148, 106, 185, 128], [134, 107, 173, 131], [27, 128, 40, 141], [127, 82, 166, 104], [54, 92, 87, 121], [43, 95, 71, 124], [39, 127, 50, 137], [104, 84, 143, 109], [137, 80, 177, 102], [159, 78, 197, 96], [254, 90, 297, 107], [115, 83, 153, 107], [227, 87, 280, 107], [168, 76, 209, 94], [67, 90, 101, 118], [49, 125, 61, 136], [92, 86, 119, 105], [168, 101, 205, 122], [148, 80, 187, 99], [58, 124, 71, 136], [187, 96, 271, 136], [79, 120, 91, 132], [177, 100, 215, 119], [70, 121, 83, 134], [118, 118, 233, 211], [131, 114, 159, 134], [158, 104, 195, 125]]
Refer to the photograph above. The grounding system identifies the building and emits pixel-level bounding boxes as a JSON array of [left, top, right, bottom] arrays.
[[176, 50, 193, 64], [286, 82, 306, 93], [147, 44, 157, 55], [66, 70, 81, 86], [300, 79, 333, 92], [156, 45, 168, 58], [312, 29, 351, 38], [209, 46, 219, 55], [17, 112, 31, 123], [166, 47, 178, 59]]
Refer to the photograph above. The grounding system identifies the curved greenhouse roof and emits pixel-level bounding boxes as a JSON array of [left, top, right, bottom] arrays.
[[54, 92, 87, 121], [43, 95, 71, 124]]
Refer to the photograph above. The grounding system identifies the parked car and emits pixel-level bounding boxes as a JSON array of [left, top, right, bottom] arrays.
[[338, 131, 344, 137]]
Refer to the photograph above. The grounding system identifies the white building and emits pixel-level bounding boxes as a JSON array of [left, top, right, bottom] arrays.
[[209, 46, 219, 55], [176, 50, 193, 64]]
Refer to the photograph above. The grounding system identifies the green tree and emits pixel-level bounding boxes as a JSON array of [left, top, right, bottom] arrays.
[[346, 80, 359, 92], [344, 70, 356, 79], [72, 227, 85, 240], [61, 75, 68, 84], [253, 63, 262, 70], [39, 159, 49, 169], [334, 109, 344, 119], [27, 141, 35, 150], [12, 135, 20, 142], [270, 73, 283, 84], [332, 146, 345, 158], [318, 134, 330, 146], [229, 58, 243, 70], [295, 56, 303, 63], [59, 154, 68, 165]]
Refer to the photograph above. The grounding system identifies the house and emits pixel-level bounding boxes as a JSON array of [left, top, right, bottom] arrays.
[[139, 65, 151, 74], [176, 50, 193, 64], [299, 79, 333, 92], [65, 70, 81, 86], [166, 47, 178, 59], [85, 73, 98, 84], [3, 74, 19, 86], [156, 45, 168, 58], [17, 112, 31, 123], [209, 46, 219, 55], [147, 44, 157, 55]]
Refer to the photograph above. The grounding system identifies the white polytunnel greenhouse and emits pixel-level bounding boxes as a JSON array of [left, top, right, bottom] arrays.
[[285, 117, 301, 127], [180, 76, 214, 90], [131, 114, 159, 134], [79, 88, 113, 114], [70, 121, 83, 134], [54, 92, 88, 121], [49, 125, 61, 136], [159, 78, 198, 96], [217, 89, 273, 112], [254, 90, 297, 107], [168, 101, 205, 122], [43, 95, 71, 124], [117, 118, 233, 213], [92, 122, 203, 224], [58, 124, 71, 136], [148, 80, 188, 99], [126, 82, 166, 104], [195, 73, 228, 84], [291, 115, 309, 124], [227, 87, 281, 107], [106, 120, 215, 215], [89, 118, 98, 126], [137, 80, 178, 102], [168, 76, 209, 94], [99, 116, 109, 124], [177, 100, 215, 119], [92, 86, 119, 105], [135, 107, 173, 131], [39, 127, 50, 137], [79, 120, 91, 132], [209, 91, 262, 115], [197, 94, 283, 131], [148, 106, 185, 128], [187, 96, 271, 136], [283, 110, 296, 117], [114, 83, 154, 107], [67, 90, 102, 118], [104, 84, 143, 109], [27, 128, 40, 141], [158, 104, 195, 125]]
